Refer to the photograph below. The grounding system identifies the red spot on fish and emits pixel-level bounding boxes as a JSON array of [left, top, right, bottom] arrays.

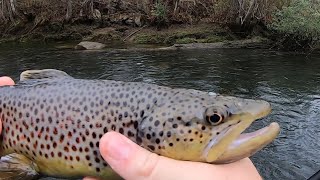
[[53, 127, 58, 134], [33, 141, 38, 149], [96, 123, 102, 128], [37, 132, 42, 138], [59, 123, 64, 129], [64, 146, 69, 152], [60, 135, 65, 143], [20, 135, 25, 140]]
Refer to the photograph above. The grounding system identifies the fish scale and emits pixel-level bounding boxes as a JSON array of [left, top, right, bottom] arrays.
[[0, 69, 280, 179]]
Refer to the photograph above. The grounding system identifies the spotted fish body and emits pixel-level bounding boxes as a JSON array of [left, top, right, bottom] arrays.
[[0, 69, 280, 179]]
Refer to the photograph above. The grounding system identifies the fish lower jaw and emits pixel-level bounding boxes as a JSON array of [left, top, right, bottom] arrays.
[[229, 122, 280, 148], [213, 122, 280, 164]]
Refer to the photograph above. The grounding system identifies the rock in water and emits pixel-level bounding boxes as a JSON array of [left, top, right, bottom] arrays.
[[74, 41, 106, 50]]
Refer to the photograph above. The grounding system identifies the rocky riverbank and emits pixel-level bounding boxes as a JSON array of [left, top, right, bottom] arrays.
[[1, 0, 318, 51], [0, 22, 273, 51], [0, 0, 276, 48]]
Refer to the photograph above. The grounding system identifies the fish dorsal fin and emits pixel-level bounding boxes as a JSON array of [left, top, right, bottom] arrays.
[[20, 69, 73, 81]]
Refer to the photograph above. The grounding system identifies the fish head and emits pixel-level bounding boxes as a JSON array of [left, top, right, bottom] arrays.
[[141, 95, 280, 164]]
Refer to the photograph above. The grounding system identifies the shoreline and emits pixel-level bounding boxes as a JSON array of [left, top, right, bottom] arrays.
[[0, 23, 274, 50]]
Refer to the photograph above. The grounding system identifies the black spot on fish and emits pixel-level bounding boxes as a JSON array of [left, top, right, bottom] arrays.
[[148, 145, 155, 151]]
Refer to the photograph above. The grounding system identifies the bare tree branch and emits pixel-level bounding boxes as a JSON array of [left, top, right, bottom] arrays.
[[242, 0, 255, 24], [66, 0, 72, 21]]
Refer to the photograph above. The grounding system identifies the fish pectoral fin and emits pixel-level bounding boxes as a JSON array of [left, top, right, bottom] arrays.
[[20, 69, 72, 81], [0, 153, 40, 180]]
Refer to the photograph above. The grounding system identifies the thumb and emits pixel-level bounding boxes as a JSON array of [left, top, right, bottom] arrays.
[[99, 132, 220, 180], [99, 131, 162, 180], [99, 132, 262, 180]]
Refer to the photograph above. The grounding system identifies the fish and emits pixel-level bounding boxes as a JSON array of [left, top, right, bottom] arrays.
[[0, 69, 280, 179]]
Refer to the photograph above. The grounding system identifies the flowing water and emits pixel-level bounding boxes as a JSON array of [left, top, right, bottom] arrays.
[[0, 43, 319, 179]]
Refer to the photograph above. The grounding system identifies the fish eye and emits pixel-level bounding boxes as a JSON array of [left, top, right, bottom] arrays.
[[206, 113, 223, 125]]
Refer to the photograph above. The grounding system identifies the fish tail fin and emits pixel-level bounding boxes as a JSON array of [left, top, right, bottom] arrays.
[[0, 154, 40, 180]]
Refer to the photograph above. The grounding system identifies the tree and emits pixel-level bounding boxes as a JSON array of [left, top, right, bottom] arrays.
[[0, 0, 18, 23], [66, 0, 72, 22]]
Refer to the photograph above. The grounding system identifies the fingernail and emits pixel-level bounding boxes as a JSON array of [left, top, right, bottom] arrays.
[[103, 133, 132, 162]]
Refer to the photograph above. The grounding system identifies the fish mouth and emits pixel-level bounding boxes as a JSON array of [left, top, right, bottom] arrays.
[[213, 122, 280, 163], [203, 102, 280, 163]]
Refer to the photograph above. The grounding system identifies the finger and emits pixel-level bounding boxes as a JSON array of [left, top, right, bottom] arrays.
[[0, 76, 15, 86], [99, 131, 164, 180]]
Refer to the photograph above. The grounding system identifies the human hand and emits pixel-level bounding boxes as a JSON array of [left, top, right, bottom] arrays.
[[0, 76, 15, 134], [85, 131, 262, 180]]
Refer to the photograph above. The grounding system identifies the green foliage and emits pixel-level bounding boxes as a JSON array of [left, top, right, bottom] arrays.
[[175, 37, 197, 44], [270, 0, 320, 39], [151, 0, 168, 28], [154, 0, 167, 21]]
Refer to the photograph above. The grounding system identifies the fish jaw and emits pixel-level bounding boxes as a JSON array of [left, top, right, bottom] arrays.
[[202, 100, 280, 163], [214, 122, 280, 163]]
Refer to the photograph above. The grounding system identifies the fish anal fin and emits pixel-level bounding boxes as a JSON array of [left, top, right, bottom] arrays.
[[20, 69, 72, 81], [0, 153, 40, 180]]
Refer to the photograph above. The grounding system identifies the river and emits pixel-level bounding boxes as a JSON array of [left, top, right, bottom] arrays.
[[0, 43, 319, 179]]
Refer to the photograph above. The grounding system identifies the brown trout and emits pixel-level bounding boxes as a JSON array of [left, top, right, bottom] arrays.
[[0, 69, 280, 179]]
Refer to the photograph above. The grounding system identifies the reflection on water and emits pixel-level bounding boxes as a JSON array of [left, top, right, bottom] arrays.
[[0, 44, 319, 180]]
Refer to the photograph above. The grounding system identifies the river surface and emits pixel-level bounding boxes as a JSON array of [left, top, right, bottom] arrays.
[[0, 43, 319, 180]]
